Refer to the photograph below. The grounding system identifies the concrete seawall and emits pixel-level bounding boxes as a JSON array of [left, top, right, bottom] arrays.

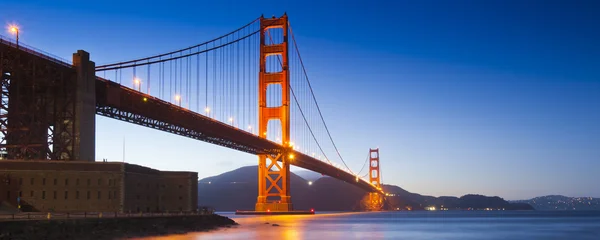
[[0, 214, 236, 239]]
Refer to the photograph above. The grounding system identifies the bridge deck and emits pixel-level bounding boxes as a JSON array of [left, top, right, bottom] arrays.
[[95, 78, 381, 194]]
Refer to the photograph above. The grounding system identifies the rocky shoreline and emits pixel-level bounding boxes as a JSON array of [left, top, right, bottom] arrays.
[[0, 214, 237, 240]]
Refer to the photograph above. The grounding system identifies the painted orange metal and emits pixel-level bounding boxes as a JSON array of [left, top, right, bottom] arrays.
[[369, 148, 381, 188], [255, 14, 293, 212]]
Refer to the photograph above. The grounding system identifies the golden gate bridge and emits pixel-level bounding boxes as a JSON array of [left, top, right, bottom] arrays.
[[0, 14, 385, 212]]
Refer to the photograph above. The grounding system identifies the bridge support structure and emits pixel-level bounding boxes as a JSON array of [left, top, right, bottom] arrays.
[[255, 14, 292, 212], [366, 148, 384, 211], [0, 42, 95, 161]]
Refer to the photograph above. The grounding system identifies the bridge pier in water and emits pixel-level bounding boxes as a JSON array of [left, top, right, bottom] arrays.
[[365, 148, 384, 211]]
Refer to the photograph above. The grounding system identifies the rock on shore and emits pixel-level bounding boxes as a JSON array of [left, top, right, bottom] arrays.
[[0, 214, 237, 240]]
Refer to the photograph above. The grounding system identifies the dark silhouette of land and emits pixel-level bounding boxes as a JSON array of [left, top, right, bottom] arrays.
[[512, 195, 600, 210], [198, 166, 533, 211]]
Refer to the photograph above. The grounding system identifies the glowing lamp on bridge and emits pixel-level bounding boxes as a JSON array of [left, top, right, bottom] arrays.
[[8, 25, 19, 47], [308, 181, 312, 186], [204, 107, 210, 113], [288, 153, 295, 160], [174, 94, 181, 107], [133, 78, 142, 91]]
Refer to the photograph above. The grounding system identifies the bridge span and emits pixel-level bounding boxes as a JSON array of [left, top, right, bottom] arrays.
[[0, 14, 385, 212]]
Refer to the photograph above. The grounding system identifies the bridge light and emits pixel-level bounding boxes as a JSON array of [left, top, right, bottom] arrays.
[[174, 95, 181, 107], [8, 25, 19, 47], [228, 117, 233, 123], [133, 78, 142, 91], [143, 97, 147, 102], [308, 181, 312, 186], [205, 107, 210, 113], [288, 153, 295, 160], [263, 131, 267, 136], [9, 26, 18, 33], [355, 177, 359, 182]]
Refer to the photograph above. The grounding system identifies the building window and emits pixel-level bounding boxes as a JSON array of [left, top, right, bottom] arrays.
[[108, 191, 112, 200], [19, 178, 22, 185], [87, 179, 91, 186], [179, 185, 182, 189], [30, 178, 34, 185], [137, 195, 140, 200], [54, 179, 57, 185], [42, 178, 46, 185], [53, 191, 57, 200], [6, 191, 9, 200], [114, 191, 117, 199], [65, 179, 69, 186], [98, 179, 102, 186], [30, 191, 34, 197], [64, 191, 68, 199], [87, 191, 90, 200], [18, 191, 22, 197], [97, 191, 101, 199], [76, 191, 79, 199], [42, 191, 46, 199], [76, 178, 80, 186]]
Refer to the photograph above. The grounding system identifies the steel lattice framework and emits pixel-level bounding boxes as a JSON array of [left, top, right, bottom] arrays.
[[0, 41, 77, 160]]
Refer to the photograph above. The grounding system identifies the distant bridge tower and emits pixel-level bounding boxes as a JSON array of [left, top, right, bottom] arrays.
[[369, 148, 380, 187], [365, 148, 384, 210], [256, 14, 292, 212]]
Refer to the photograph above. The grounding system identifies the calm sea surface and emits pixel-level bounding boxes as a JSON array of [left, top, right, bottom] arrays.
[[144, 211, 600, 239]]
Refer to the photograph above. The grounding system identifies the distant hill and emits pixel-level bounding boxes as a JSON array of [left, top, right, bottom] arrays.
[[198, 166, 533, 211], [293, 170, 324, 182], [198, 166, 365, 211], [382, 185, 533, 211], [512, 195, 600, 210]]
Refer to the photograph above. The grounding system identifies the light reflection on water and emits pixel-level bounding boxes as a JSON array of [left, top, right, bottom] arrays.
[[139, 211, 600, 240]]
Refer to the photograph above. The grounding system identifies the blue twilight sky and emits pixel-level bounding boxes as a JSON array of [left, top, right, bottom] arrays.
[[1, 0, 598, 200]]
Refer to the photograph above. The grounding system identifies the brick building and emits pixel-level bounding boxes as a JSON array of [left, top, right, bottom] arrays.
[[0, 160, 197, 213]]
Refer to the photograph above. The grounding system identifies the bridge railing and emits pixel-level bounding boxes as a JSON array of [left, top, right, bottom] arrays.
[[0, 34, 72, 67]]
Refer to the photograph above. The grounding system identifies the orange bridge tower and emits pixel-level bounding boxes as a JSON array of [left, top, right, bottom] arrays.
[[256, 14, 292, 212]]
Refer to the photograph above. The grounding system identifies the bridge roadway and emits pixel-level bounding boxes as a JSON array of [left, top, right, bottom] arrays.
[[95, 77, 383, 194], [0, 39, 382, 195]]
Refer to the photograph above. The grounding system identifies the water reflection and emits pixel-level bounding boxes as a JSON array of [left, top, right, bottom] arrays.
[[136, 211, 600, 240]]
